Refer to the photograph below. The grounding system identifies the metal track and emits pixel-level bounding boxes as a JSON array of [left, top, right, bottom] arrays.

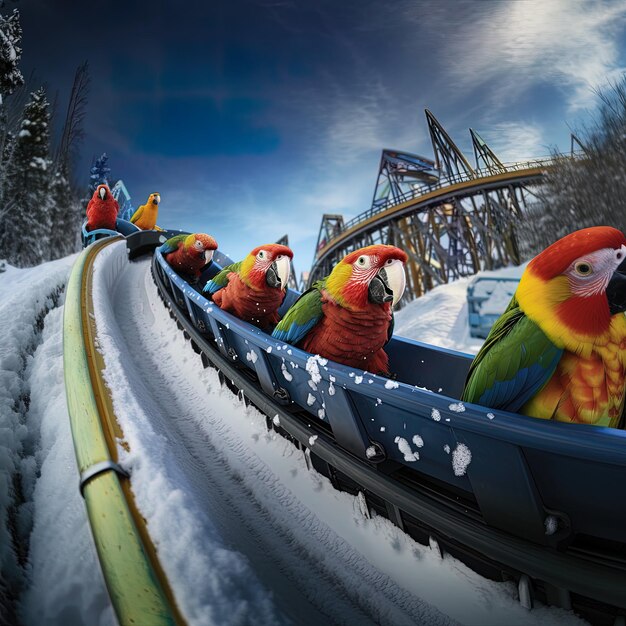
[[64, 238, 186, 626], [150, 255, 626, 625]]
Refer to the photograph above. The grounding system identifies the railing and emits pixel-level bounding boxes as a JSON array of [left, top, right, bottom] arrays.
[[337, 156, 557, 238]]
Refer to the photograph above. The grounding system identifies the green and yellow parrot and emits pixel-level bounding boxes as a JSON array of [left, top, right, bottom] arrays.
[[159, 233, 218, 280], [272, 244, 407, 374], [462, 226, 626, 428], [202, 243, 293, 330]]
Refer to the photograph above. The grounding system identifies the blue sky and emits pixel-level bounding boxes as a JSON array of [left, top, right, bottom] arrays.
[[18, 0, 626, 275]]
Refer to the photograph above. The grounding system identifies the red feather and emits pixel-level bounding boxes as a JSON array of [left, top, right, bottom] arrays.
[[300, 292, 393, 374], [213, 272, 284, 331], [86, 185, 119, 231], [530, 226, 626, 281]]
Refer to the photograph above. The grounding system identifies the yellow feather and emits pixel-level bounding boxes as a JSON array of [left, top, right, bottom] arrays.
[[326, 262, 352, 307]]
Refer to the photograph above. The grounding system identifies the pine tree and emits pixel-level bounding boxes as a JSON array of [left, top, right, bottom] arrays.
[[0, 9, 23, 105], [89, 152, 110, 192], [0, 88, 53, 267], [0, 8, 24, 217], [48, 163, 82, 259]]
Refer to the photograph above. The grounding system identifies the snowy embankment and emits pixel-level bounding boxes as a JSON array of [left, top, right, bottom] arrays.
[[0, 256, 113, 625]]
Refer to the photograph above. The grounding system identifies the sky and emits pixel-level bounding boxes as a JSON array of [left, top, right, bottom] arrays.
[[15, 0, 626, 276]]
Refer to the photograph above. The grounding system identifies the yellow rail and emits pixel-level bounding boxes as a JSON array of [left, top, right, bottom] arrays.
[[316, 166, 546, 261], [63, 237, 185, 626]]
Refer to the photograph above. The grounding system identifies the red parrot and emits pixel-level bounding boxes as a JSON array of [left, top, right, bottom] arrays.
[[272, 244, 408, 374], [159, 233, 218, 280], [463, 226, 626, 427], [202, 243, 293, 331], [86, 184, 119, 231]]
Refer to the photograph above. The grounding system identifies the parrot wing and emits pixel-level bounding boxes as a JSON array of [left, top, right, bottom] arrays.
[[158, 234, 186, 255], [129, 205, 144, 224], [272, 284, 324, 345], [202, 261, 242, 294], [461, 295, 563, 413]]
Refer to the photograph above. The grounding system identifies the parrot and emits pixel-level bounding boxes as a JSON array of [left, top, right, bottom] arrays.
[[130, 192, 162, 230], [159, 233, 218, 280], [86, 184, 119, 231], [202, 243, 293, 330], [462, 226, 626, 428], [272, 244, 407, 375]]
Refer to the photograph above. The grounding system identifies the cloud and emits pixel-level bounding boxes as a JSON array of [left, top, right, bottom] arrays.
[[434, 0, 626, 113], [473, 121, 547, 163]]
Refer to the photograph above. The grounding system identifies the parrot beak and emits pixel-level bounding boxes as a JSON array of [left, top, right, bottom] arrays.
[[99, 187, 106, 200], [266, 255, 291, 290], [369, 260, 406, 307], [204, 249, 214, 264], [607, 256, 626, 315], [153, 195, 160, 205]]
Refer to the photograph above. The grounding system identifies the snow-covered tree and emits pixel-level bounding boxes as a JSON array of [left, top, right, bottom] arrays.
[[48, 163, 82, 258], [0, 88, 53, 267], [88, 152, 111, 193], [0, 9, 23, 105], [519, 76, 626, 256]]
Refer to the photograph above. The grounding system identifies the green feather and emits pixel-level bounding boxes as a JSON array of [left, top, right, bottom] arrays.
[[272, 279, 325, 344], [203, 261, 242, 294], [462, 294, 563, 411]]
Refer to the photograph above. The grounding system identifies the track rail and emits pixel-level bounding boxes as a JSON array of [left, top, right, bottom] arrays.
[[314, 166, 545, 264], [150, 255, 626, 623], [64, 238, 185, 626]]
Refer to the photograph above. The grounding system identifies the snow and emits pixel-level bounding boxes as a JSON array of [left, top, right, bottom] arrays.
[[451, 444, 472, 477], [280, 362, 293, 381], [431, 408, 441, 422], [384, 380, 399, 390], [394, 437, 419, 462], [448, 402, 466, 413], [545, 515, 559, 536], [393, 276, 482, 354], [0, 249, 587, 626], [477, 279, 518, 315], [0, 256, 112, 625]]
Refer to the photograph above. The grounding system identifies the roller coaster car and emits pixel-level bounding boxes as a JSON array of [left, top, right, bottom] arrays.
[[150, 239, 626, 622], [81, 218, 140, 248]]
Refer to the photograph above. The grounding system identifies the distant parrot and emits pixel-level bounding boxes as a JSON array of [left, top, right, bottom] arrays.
[[130, 192, 162, 231], [202, 243, 293, 330], [272, 244, 407, 375], [159, 233, 218, 280], [86, 184, 119, 232], [462, 226, 626, 428]]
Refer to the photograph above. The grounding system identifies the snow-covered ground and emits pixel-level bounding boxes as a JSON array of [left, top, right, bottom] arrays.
[[0, 250, 587, 625], [0, 255, 114, 625]]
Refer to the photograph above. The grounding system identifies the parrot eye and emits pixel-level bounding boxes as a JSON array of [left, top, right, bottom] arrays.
[[574, 262, 593, 276], [385, 258, 395, 266], [356, 255, 371, 269], [257, 250, 266, 260]]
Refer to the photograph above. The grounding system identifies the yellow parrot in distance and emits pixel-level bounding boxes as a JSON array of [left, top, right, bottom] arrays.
[[130, 192, 163, 231]]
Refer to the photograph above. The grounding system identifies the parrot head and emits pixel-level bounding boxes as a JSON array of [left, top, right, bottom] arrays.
[[148, 192, 160, 206], [94, 184, 111, 202], [184, 233, 218, 263], [326, 244, 408, 311], [517, 226, 626, 342], [241, 244, 293, 290]]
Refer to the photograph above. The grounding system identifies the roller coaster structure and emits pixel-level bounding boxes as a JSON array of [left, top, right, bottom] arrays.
[[309, 110, 562, 299]]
